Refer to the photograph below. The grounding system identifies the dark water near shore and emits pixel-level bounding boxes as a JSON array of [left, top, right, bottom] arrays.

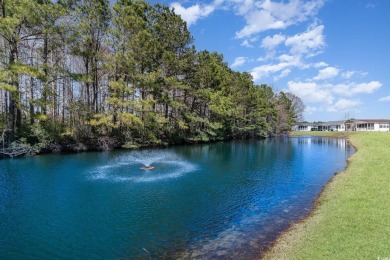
[[0, 137, 354, 259]]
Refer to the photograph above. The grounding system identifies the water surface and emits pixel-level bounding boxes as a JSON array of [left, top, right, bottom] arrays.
[[0, 137, 354, 259]]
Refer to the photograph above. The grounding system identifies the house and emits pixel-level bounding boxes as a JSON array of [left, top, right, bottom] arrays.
[[292, 122, 315, 131], [353, 119, 390, 132], [317, 121, 346, 131], [293, 121, 346, 132], [293, 119, 390, 132]]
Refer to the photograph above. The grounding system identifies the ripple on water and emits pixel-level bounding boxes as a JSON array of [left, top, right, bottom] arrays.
[[88, 150, 197, 183]]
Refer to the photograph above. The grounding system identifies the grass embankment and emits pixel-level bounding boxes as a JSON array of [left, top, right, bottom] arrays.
[[265, 131, 390, 259], [289, 131, 348, 138]]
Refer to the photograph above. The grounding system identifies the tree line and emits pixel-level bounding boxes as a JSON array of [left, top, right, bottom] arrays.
[[0, 0, 303, 153]]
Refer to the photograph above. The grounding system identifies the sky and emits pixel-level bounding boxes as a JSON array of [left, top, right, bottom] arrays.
[[147, 0, 390, 122]]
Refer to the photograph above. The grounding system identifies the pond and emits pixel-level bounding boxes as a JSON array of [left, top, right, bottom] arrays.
[[0, 137, 354, 259]]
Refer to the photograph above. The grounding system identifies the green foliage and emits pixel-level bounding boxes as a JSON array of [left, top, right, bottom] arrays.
[[29, 122, 51, 151], [8, 138, 34, 155], [0, 0, 300, 153], [7, 123, 51, 155]]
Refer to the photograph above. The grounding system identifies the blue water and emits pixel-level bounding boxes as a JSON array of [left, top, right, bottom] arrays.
[[0, 137, 354, 259]]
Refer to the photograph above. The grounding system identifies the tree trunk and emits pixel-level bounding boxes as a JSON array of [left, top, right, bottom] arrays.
[[62, 76, 66, 124], [42, 33, 48, 115], [93, 56, 99, 113], [29, 44, 35, 125], [7, 43, 21, 142], [29, 76, 34, 125], [85, 58, 90, 109]]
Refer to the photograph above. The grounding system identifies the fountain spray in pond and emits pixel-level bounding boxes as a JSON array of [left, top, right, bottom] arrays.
[[130, 151, 166, 170], [90, 150, 197, 182]]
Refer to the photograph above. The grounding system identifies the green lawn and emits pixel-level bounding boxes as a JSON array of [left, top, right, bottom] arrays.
[[289, 131, 349, 138], [265, 132, 390, 259]]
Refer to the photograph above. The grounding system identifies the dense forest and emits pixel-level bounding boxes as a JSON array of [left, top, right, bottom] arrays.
[[0, 0, 303, 155]]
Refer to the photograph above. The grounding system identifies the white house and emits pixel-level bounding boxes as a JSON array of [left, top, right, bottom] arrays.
[[317, 121, 346, 131], [292, 123, 315, 131], [293, 121, 346, 132], [293, 119, 390, 132], [353, 119, 390, 132]]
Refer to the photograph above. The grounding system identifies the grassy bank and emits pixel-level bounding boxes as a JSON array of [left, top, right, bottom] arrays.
[[289, 131, 349, 138], [265, 131, 390, 259]]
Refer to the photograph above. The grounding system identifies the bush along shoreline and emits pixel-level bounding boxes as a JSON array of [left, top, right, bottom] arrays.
[[0, 129, 273, 158]]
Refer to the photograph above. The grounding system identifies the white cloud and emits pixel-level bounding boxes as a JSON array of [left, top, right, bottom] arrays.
[[231, 57, 248, 68], [379, 96, 390, 102], [313, 66, 339, 80], [349, 81, 382, 94], [305, 106, 318, 114], [171, 2, 217, 26], [261, 33, 286, 49], [285, 24, 325, 56], [365, 3, 375, 9], [251, 62, 290, 81], [274, 69, 291, 81], [241, 39, 254, 48], [241, 36, 260, 48], [341, 70, 355, 79], [235, 0, 324, 38], [328, 99, 361, 112], [229, 0, 255, 15], [285, 79, 381, 115], [314, 61, 328, 68], [341, 70, 368, 79], [286, 80, 381, 106], [331, 81, 382, 96], [287, 81, 333, 105], [286, 79, 380, 114], [251, 53, 304, 81], [253, 23, 326, 80], [279, 69, 291, 78], [236, 9, 284, 38], [278, 54, 298, 62]]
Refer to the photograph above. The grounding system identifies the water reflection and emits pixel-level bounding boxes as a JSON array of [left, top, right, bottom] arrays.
[[296, 136, 349, 148]]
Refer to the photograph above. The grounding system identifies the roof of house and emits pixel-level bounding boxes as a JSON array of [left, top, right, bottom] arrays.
[[295, 121, 346, 126], [355, 119, 390, 123], [295, 122, 314, 126], [317, 121, 346, 126]]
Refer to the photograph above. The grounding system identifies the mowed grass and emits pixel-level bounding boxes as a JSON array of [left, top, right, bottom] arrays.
[[265, 132, 390, 259], [290, 130, 349, 138]]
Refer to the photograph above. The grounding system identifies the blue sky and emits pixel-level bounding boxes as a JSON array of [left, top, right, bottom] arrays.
[[149, 0, 390, 122]]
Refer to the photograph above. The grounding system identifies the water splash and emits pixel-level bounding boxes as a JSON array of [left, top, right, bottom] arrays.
[[127, 151, 169, 167], [89, 150, 197, 183]]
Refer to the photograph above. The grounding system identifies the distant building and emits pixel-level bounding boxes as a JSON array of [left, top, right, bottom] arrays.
[[293, 122, 315, 131], [353, 119, 390, 132], [292, 121, 346, 131], [293, 119, 390, 132]]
